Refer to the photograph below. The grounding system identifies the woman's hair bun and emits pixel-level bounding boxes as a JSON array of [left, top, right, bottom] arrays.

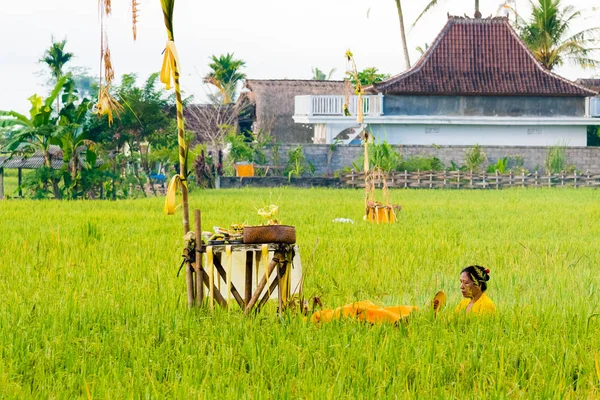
[[476, 266, 490, 281]]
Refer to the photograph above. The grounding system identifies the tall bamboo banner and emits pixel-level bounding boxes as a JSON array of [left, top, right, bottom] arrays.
[[160, 0, 190, 234], [344, 50, 369, 212], [159, 0, 195, 308]]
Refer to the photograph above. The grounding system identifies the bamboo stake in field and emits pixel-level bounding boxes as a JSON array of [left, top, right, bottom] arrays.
[[344, 50, 369, 212], [160, 0, 190, 231], [159, 0, 195, 308]]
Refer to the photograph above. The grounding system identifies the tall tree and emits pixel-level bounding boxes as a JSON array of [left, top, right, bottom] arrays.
[[40, 38, 74, 113], [204, 53, 246, 104], [349, 67, 391, 87], [519, 0, 599, 70], [394, 0, 411, 69]]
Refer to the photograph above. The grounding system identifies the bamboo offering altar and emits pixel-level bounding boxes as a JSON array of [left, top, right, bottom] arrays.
[[345, 50, 400, 224]]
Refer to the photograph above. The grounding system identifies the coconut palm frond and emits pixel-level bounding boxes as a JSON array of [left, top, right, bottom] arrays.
[[413, 0, 443, 27], [519, 0, 600, 70]]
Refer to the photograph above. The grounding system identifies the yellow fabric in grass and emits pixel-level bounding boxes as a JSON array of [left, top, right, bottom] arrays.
[[454, 293, 496, 315], [311, 300, 418, 324]]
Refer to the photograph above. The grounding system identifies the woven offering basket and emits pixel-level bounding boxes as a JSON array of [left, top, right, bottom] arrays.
[[243, 225, 296, 244]]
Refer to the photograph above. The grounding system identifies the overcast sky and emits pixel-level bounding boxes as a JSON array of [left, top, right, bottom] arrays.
[[1, 0, 598, 114]]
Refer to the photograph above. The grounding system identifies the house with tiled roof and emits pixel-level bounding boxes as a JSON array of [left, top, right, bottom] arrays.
[[294, 16, 599, 146]]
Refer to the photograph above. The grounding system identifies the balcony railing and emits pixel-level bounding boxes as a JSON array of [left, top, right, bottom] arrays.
[[295, 94, 383, 117]]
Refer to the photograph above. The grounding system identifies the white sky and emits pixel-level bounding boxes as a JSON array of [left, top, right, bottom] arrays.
[[1, 0, 598, 114]]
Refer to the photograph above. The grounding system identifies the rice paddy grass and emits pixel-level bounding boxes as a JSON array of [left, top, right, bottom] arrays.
[[1, 188, 600, 398]]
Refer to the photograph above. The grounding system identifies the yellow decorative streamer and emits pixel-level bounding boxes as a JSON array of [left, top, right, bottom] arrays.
[[226, 245, 232, 308], [206, 246, 214, 309], [261, 244, 269, 298], [159, 41, 180, 91], [163, 175, 182, 215], [159, 2, 188, 217]]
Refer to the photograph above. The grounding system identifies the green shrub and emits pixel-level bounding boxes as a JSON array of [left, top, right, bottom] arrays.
[[285, 146, 315, 180], [464, 144, 487, 172], [399, 155, 444, 172], [544, 143, 568, 174], [353, 140, 401, 172]]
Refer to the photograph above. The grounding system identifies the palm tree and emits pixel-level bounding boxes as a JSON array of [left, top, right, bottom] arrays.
[[204, 53, 246, 104], [40, 38, 73, 113], [519, 0, 599, 70], [394, 0, 411, 69], [414, 0, 482, 26]]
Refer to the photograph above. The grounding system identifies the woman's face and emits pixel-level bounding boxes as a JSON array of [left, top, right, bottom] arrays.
[[460, 271, 481, 299]]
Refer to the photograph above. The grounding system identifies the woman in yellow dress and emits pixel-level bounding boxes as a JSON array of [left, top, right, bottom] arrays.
[[310, 265, 495, 324], [455, 265, 495, 315]]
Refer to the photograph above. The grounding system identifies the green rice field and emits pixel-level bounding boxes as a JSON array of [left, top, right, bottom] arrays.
[[2, 169, 26, 198], [1, 188, 600, 398]]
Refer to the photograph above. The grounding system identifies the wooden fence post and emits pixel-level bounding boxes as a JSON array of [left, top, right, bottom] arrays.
[[574, 170, 578, 188], [18, 168, 22, 197], [404, 170, 408, 189], [429, 171, 433, 189], [443, 170, 447, 189], [495, 170, 499, 190], [521, 170, 526, 188], [457, 170, 460, 189], [534, 170, 538, 187], [587, 170, 591, 187], [0, 167, 4, 199], [194, 210, 203, 307]]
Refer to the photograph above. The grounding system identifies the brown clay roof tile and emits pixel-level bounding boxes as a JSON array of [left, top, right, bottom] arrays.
[[373, 16, 596, 97]]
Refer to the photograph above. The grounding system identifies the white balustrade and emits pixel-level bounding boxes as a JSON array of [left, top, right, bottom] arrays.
[[294, 95, 383, 117]]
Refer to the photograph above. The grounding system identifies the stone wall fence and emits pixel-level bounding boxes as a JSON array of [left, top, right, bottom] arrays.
[[263, 144, 600, 175]]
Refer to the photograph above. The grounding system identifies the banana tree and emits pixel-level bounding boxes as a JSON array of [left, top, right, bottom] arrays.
[[57, 92, 96, 198], [0, 75, 70, 199]]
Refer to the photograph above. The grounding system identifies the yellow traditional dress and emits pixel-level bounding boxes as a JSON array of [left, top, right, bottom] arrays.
[[454, 293, 495, 315], [310, 300, 418, 324]]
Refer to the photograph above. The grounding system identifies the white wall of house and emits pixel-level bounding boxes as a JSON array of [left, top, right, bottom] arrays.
[[366, 124, 587, 147]]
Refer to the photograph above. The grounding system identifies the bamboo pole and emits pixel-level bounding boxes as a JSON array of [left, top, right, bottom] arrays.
[[194, 210, 203, 307], [212, 256, 245, 309], [245, 251, 253, 306], [159, 0, 194, 309], [257, 262, 288, 311], [277, 263, 283, 313], [198, 269, 227, 308], [206, 246, 215, 309], [244, 253, 283, 313]]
